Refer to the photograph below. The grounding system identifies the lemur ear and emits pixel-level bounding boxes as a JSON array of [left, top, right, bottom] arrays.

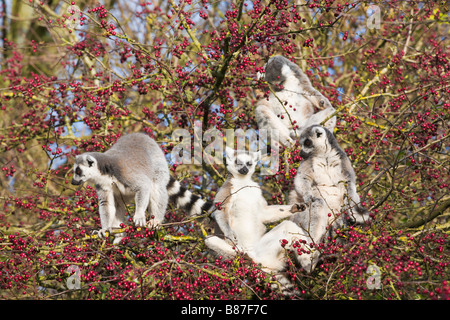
[[315, 128, 323, 138], [86, 155, 95, 167]]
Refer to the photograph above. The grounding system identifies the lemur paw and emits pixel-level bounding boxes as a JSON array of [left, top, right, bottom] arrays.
[[303, 195, 314, 204], [289, 130, 300, 142], [113, 235, 125, 245], [133, 215, 146, 227], [318, 99, 325, 109], [290, 203, 307, 213], [92, 228, 109, 239], [146, 218, 162, 229], [225, 234, 239, 245]]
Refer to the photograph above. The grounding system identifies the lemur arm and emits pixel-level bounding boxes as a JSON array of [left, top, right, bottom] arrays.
[[293, 66, 333, 111], [294, 175, 314, 204], [341, 157, 370, 223], [261, 203, 306, 224], [213, 209, 238, 243]]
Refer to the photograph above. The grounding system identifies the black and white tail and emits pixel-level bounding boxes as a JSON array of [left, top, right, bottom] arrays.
[[166, 176, 212, 216]]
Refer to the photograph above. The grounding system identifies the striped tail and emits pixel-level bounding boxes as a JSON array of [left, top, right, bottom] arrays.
[[166, 176, 212, 216]]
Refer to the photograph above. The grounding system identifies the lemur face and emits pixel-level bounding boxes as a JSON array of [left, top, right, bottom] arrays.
[[299, 125, 329, 155], [71, 154, 99, 185], [225, 147, 260, 177], [260, 56, 296, 92]]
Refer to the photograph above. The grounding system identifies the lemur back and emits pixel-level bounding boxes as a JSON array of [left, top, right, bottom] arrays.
[[256, 55, 336, 146], [71, 133, 211, 243]]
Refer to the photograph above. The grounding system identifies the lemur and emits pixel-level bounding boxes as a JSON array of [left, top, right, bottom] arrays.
[[252, 126, 371, 285], [255, 55, 336, 147], [71, 133, 211, 243], [205, 147, 304, 255], [288, 125, 371, 247], [205, 147, 318, 294]]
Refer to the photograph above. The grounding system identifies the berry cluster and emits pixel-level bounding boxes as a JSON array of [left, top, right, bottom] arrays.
[[0, 0, 448, 300]]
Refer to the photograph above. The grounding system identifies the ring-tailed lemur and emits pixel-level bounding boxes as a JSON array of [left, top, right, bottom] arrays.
[[288, 125, 370, 248], [205, 147, 317, 294], [254, 126, 371, 281], [71, 133, 211, 243], [255, 55, 336, 147]]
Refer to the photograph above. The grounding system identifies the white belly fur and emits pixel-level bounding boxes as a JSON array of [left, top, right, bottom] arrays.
[[311, 153, 346, 212], [228, 179, 266, 250]]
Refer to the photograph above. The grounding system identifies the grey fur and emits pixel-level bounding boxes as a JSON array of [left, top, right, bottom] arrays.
[[71, 133, 211, 243], [289, 125, 370, 246], [205, 148, 315, 294], [264, 56, 332, 109], [206, 147, 304, 249], [256, 55, 336, 146], [211, 177, 235, 241]]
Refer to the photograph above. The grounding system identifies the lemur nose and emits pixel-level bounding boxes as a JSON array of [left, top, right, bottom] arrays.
[[238, 167, 249, 175], [71, 178, 81, 185]]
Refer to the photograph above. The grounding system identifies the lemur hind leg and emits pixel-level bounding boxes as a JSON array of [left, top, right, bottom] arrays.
[[204, 236, 241, 259]]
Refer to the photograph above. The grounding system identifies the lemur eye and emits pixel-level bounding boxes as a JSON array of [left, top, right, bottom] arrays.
[[246, 162, 252, 166], [75, 167, 82, 175], [304, 139, 313, 148], [316, 131, 323, 138]]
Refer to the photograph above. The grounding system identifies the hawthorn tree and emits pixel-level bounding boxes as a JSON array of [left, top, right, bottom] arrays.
[[0, 0, 448, 300]]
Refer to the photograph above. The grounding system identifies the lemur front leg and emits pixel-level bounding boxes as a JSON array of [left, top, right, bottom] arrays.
[[111, 195, 127, 244], [95, 187, 116, 239], [302, 198, 330, 244], [205, 209, 244, 259], [134, 188, 151, 227], [303, 87, 333, 111], [148, 181, 169, 228]]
